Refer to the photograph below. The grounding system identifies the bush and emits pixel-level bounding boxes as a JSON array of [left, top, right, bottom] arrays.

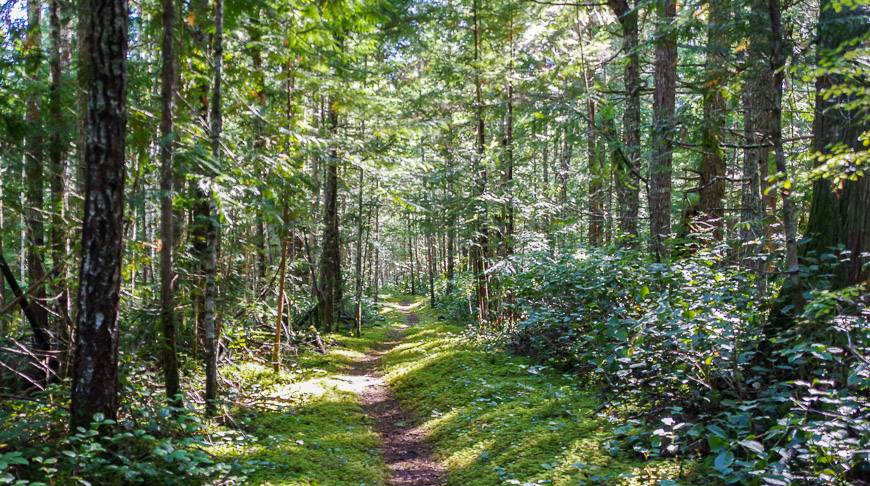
[[0, 376, 244, 484], [458, 247, 869, 484]]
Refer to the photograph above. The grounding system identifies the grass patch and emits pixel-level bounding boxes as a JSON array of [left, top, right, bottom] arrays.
[[209, 306, 403, 485], [381, 296, 697, 485]]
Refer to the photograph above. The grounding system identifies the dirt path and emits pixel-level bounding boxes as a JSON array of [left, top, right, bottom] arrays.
[[346, 300, 444, 485]]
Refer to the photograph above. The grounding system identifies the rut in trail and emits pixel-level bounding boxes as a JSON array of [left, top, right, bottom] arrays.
[[349, 300, 444, 486]]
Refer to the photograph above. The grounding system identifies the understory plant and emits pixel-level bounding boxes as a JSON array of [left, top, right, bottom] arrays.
[[450, 246, 869, 484]]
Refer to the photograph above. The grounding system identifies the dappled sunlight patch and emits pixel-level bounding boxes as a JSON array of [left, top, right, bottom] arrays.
[[439, 438, 496, 471], [208, 327, 390, 485], [379, 301, 695, 485]]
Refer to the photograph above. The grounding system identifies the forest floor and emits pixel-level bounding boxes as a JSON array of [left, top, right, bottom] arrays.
[[211, 296, 696, 485]]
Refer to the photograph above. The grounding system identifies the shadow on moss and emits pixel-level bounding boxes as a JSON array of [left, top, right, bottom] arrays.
[[381, 297, 701, 485]]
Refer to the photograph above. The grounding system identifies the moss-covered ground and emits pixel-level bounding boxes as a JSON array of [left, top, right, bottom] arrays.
[[380, 296, 696, 486], [208, 319, 396, 485], [211, 295, 695, 485]]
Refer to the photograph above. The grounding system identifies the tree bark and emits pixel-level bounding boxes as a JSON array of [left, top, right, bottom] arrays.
[[70, 0, 128, 429], [472, 0, 489, 322], [740, 0, 774, 288], [501, 10, 515, 257], [25, 0, 50, 363], [317, 98, 341, 331], [274, 205, 289, 371], [608, 0, 641, 242], [49, 0, 72, 374], [251, 18, 267, 291], [373, 192, 381, 305], [446, 149, 456, 294], [768, 0, 802, 311], [649, 0, 677, 260], [407, 214, 416, 294], [159, 0, 181, 406], [204, 0, 223, 416], [802, 0, 869, 287], [354, 167, 365, 337], [427, 229, 436, 308], [699, 0, 728, 239]]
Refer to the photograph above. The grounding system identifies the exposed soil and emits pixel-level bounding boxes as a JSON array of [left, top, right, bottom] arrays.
[[349, 300, 444, 485]]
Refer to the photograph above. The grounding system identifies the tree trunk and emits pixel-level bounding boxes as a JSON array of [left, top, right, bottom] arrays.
[[446, 151, 456, 294], [427, 229, 436, 308], [70, 0, 128, 429], [740, 0, 774, 290], [158, 0, 181, 406], [251, 19, 267, 291], [189, 0, 210, 357], [608, 0, 641, 242], [317, 98, 341, 331], [49, 0, 72, 374], [0, 163, 5, 336], [204, 0, 223, 416], [472, 0, 489, 322], [649, 0, 677, 260], [354, 167, 365, 337], [802, 0, 869, 287], [768, 0, 802, 311], [699, 0, 728, 239], [408, 214, 416, 294], [766, 0, 868, 341], [373, 190, 381, 305], [25, 0, 50, 366], [501, 11, 515, 257], [585, 55, 603, 247], [273, 205, 289, 372]]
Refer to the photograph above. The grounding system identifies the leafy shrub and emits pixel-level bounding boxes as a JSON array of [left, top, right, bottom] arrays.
[[0, 376, 243, 484], [459, 247, 869, 484]]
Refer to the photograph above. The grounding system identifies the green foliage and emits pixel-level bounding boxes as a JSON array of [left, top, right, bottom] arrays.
[[448, 248, 869, 484], [0, 383, 241, 485]]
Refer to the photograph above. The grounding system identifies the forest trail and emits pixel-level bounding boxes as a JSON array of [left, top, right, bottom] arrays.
[[346, 299, 445, 486]]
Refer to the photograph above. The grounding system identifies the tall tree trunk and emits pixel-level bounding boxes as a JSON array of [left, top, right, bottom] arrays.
[[501, 10, 515, 257], [472, 0, 489, 323], [427, 229, 436, 308], [766, 0, 868, 340], [204, 0, 223, 416], [768, 0, 802, 310], [407, 214, 416, 294], [698, 0, 728, 240], [741, 0, 774, 289], [353, 167, 365, 337], [49, 0, 72, 374], [158, 0, 181, 406], [649, 0, 677, 260], [25, 0, 50, 366], [608, 0, 641, 242], [273, 204, 289, 371], [251, 18, 267, 291], [189, 0, 210, 357], [373, 193, 381, 305], [70, 0, 128, 429], [0, 163, 5, 336], [802, 0, 869, 287], [446, 151, 456, 294], [317, 98, 341, 331], [584, 41, 603, 247]]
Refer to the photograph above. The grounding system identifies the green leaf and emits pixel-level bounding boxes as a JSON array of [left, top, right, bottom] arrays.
[[738, 440, 765, 455], [713, 450, 734, 472]]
